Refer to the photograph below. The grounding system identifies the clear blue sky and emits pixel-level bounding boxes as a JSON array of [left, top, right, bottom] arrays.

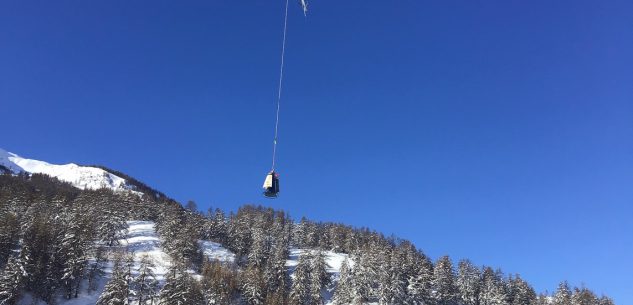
[[2, 0, 632, 303]]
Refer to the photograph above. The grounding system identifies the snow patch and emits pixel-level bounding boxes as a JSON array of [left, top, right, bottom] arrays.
[[286, 248, 352, 274], [199, 240, 236, 263]]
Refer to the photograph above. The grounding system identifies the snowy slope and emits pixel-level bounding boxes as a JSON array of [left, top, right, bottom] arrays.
[[286, 248, 353, 305], [18, 221, 236, 305], [118, 221, 237, 281], [199, 240, 236, 263], [286, 248, 352, 274], [0, 148, 139, 194]]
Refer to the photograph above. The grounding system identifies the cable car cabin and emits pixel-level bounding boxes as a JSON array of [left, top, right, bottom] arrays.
[[262, 171, 280, 198]]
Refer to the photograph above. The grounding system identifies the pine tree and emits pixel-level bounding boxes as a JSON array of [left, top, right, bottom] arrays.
[[241, 266, 265, 305], [0, 256, 25, 305], [351, 249, 380, 303], [553, 281, 572, 305], [457, 259, 481, 305], [332, 258, 353, 305], [407, 254, 434, 305], [133, 255, 158, 305], [0, 211, 19, 268], [88, 246, 108, 292], [249, 226, 269, 268], [509, 275, 535, 305], [479, 267, 507, 305], [309, 251, 330, 305], [159, 264, 203, 305], [597, 295, 615, 305], [433, 255, 458, 305], [96, 257, 130, 305], [60, 209, 89, 299], [265, 243, 290, 296], [201, 260, 238, 305], [290, 253, 312, 305], [385, 247, 408, 304], [571, 287, 597, 305]]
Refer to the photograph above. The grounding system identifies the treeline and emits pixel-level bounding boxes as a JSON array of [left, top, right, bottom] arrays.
[[0, 173, 616, 305]]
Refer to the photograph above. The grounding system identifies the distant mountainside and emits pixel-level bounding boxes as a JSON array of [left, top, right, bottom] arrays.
[[0, 148, 162, 198], [0, 149, 615, 305]]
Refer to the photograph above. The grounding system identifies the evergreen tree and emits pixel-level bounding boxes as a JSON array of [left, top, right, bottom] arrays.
[[597, 295, 615, 305], [241, 266, 265, 305], [457, 259, 481, 305], [407, 254, 434, 305], [509, 275, 535, 305], [553, 281, 572, 305], [332, 258, 353, 305], [351, 249, 380, 303], [309, 251, 330, 305], [433, 255, 458, 305], [60, 209, 89, 299], [571, 287, 597, 305], [265, 243, 290, 297], [479, 267, 507, 305], [0, 256, 25, 305], [96, 257, 130, 305], [88, 246, 108, 292], [133, 255, 159, 305], [201, 260, 238, 305], [290, 253, 312, 305], [159, 264, 203, 305], [0, 211, 19, 268]]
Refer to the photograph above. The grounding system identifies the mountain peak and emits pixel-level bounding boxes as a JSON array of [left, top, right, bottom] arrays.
[[0, 148, 140, 195]]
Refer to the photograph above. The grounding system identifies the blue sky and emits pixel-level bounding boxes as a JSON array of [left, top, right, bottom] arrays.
[[2, 0, 632, 303]]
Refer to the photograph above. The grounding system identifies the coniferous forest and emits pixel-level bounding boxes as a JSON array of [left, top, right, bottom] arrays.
[[0, 173, 615, 305]]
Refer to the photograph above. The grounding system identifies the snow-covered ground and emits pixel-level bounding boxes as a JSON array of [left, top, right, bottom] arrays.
[[286, 248, 353, 305], [118, 221, 173, 281], [0, 148, 139, 194], [18, 220, 236, 305], [16, 221, 354, 305], [286, 248, 351, 274], [199, 240, 236, 263]]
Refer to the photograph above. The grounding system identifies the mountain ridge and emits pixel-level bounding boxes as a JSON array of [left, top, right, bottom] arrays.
[[0, 148, 160, 198]]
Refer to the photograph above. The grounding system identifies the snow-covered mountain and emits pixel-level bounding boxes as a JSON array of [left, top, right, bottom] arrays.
[[0, 148, 140, 194]]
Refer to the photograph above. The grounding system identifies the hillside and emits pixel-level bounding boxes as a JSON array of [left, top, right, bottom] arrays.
[[0, 151, 614, 305]]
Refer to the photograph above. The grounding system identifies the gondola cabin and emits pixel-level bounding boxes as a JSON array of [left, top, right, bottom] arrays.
[[262, 171, 280, 198]]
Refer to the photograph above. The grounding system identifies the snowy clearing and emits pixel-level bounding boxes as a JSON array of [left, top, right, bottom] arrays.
[[199, 240, 236, 263]]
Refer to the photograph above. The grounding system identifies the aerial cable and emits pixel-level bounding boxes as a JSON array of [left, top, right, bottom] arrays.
[[264, 0, 307, 198], [271, 0, 290, 171]]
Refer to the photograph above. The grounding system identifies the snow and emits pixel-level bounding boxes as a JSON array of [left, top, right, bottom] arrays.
[[286, 248, 353, 305], [0, 148, 139, 194], [286, 248, 352, 274], [118, 221, 173, 281], [199, 240, 236, 263]]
